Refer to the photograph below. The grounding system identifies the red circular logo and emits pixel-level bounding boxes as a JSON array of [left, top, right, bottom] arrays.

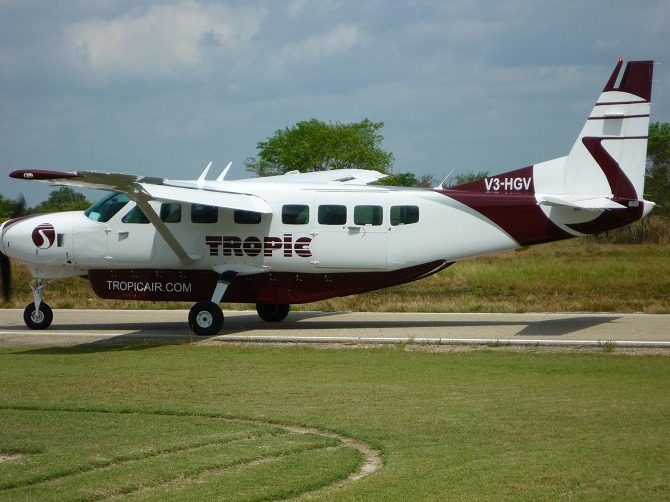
[[32, 223, 56, 249]]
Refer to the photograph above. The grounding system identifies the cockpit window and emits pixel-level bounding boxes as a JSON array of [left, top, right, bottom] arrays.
[[84, 192, 130, 222]]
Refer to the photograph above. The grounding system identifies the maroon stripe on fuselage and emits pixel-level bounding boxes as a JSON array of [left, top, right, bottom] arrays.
[[438, 190, 572, 246], [1, 214, 44, 231], [227, 260, 451, 303]]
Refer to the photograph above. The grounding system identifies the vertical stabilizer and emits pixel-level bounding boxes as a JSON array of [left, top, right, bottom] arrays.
[[562, 59, 654, 200]]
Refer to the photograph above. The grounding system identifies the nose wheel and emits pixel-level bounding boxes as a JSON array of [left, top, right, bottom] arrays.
[[21, 278, 53, 330]]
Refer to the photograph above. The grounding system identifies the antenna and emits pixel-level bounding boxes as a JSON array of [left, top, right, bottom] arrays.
[[216, 162, 233, 182], [437, 167, 456, 189], [197, 161, 212, 187]]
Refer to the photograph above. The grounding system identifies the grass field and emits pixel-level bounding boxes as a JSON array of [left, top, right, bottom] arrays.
[[3, 239, 670, 313], [0, 344, 668, 500]]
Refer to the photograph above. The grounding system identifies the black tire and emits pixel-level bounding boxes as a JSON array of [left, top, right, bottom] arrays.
[[23, 302, 53, 330], [256, 303, 290, 322], [188, 301, 224, 336]]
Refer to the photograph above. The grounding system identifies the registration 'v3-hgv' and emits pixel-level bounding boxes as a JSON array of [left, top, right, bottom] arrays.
[[0, 59, 656, 335]]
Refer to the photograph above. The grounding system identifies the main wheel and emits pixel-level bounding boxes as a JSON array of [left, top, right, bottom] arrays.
[[256, 303, 290, 322], [188, 301, 224, 336], [23, 302, 53, 330]]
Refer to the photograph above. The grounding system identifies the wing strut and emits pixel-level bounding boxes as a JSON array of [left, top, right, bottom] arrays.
[[131, 186, 201, 267], [211, 270, 237, 303]]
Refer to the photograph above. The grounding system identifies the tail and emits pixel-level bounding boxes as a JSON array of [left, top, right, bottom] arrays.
[[560, 59, 654, 203], [451, 59, 655, 232]]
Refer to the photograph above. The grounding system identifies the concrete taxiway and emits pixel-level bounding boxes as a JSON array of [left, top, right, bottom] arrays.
[[0, 309, 668, 349]]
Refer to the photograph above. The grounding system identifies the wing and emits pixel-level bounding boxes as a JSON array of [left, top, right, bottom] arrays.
[[9, 169, 272, 213], [243, 168, 388, 185]]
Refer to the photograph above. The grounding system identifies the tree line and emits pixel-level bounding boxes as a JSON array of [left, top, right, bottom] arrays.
[[0, 188, 90, 222]]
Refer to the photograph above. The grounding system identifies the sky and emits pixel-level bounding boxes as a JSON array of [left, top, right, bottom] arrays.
[[2, 0, 669, 206]]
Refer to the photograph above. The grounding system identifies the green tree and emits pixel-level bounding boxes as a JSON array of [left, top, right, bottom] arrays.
[[380, 172, 436, 188], [444, 170, 490, 188], [646, 122, 670, 216], [0, 195, 17, 223], [244, 118, 394, 176], [32, 187, 90, 213]]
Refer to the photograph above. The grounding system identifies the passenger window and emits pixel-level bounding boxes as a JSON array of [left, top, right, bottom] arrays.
[[160, 203, 181, 223], [390, 205, 419, 226], [191, 204, 218, 223], [122, 205, 150, 224], [354, 205, 383, 226], [234, 210, 262, 224], [84, 192, 130, 222], [318, 205, 346, 225], [282, 204, 309, 225]]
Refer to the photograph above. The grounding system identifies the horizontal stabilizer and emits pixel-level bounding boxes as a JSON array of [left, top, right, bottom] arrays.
[[537, 195, 627, 211]]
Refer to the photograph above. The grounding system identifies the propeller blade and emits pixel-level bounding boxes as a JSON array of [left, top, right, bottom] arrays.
[[12, 193, 26, 219], [0, 252, 10, 303], [0, 193, 23, 302]]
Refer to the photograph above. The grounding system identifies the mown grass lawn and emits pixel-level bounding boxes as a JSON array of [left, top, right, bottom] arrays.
[[0, 344, 668, 500]]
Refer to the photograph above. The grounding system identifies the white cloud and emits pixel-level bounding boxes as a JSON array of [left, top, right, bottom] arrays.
[[61, 1, 264, 84], [286, 0, 309, 19], [272, 24, 360, 68]]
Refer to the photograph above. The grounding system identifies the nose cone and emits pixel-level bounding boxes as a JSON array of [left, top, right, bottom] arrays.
[[0, 214, 64, 264], [1, 215, 38, 256]]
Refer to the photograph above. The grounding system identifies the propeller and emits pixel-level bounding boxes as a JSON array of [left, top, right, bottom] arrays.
[[0, 251, 10, 302], [1, 194, 26, 302]]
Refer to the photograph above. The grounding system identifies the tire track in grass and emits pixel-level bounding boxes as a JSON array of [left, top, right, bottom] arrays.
[[0, 406, 382, 500]]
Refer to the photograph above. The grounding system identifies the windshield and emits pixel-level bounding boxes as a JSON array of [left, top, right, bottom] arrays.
[[84, 192, 130, 222]]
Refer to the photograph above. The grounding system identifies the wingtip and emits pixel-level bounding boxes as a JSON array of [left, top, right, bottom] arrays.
[[9, 169, 80, 180]]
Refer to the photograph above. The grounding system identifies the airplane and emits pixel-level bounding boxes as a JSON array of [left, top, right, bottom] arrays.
[[0, 59, 655, 336]]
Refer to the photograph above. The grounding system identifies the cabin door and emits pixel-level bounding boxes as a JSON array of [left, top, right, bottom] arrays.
[[310, 190, 388, 270]]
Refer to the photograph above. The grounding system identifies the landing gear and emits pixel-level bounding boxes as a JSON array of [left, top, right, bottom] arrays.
[[188, 301, 224, 336], [256, 303, 290, 322], [22, 278, 53, 330], [186, 270, 234, 336], [23, 301, 53, 330]]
